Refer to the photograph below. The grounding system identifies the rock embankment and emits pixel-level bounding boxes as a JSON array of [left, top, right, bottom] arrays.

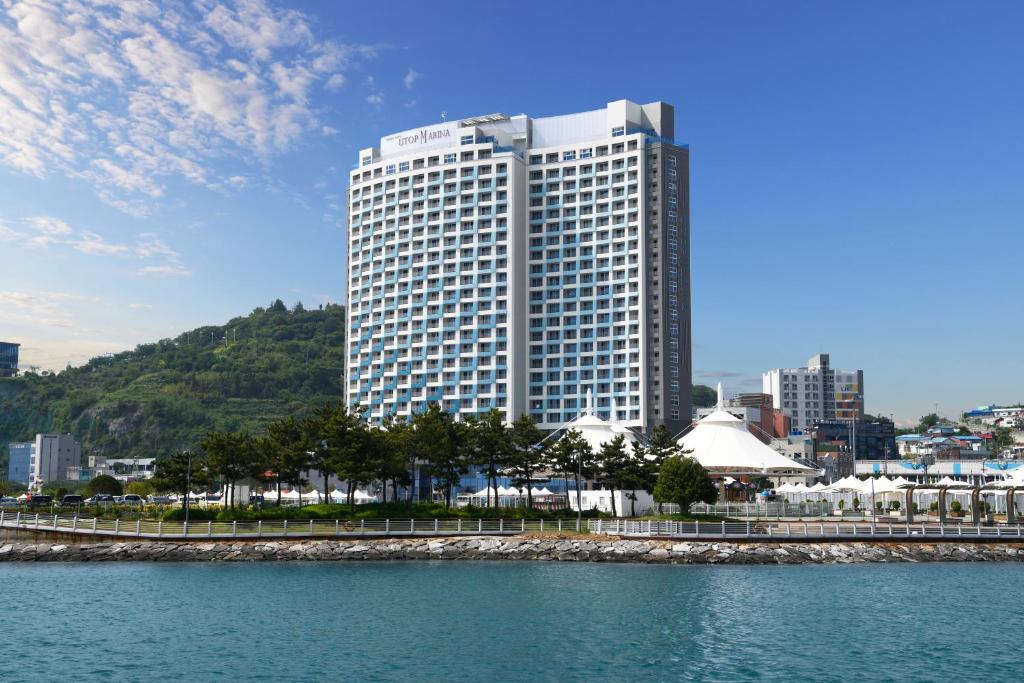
[[3, 537, 1024, 563]]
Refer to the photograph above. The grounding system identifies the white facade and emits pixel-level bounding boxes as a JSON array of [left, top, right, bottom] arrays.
[[28, 433, 81, 490], [763, 353, 864, 431], [346, 100, 691, 433]]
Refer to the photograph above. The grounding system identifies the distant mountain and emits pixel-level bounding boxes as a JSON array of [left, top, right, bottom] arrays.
[[0, 300, 345, 468]]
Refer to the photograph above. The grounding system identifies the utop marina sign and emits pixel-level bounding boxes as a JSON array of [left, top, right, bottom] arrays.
[[381, 121, 462, 156]]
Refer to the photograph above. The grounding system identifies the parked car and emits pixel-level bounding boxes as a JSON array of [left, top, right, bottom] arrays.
[[148, 495, 172, 505], [121, 494, 145, 506], [27, 495, 54, 508], [85, 494, 115, 505], [60, 494, 85, 507], [0, 497, 19, 509]]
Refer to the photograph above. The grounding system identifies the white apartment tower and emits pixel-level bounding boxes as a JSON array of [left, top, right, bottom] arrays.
[[346, 100, 691, 434], [763, 354, 865, 432]]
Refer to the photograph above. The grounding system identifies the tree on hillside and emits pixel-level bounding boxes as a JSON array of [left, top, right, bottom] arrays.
[[151, 451, 211, 513], [692, 385, 716, 408], [86, 474, 123, 497], [507, 414, 546, 509], [918, 413, 941, 432], [653, 457, 717, 513]]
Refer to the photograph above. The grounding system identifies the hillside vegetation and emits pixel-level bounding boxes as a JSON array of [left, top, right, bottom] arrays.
[[0, 301, 346, 467]]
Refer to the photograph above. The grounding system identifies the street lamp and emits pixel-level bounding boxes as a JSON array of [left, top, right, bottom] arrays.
[[576, 448, 583, 529], [184, 451, 193, 526]]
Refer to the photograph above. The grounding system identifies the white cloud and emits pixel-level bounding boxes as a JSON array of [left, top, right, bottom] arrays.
[[0, 290, 81, 328], [128, 303, 153, 310], [403, 68, 420, 89], [138, 264, 191, 277], [227, 174, 248, 188], [366, 93, 383, 106], [68, 231, 131, 255], [324, 73, 344, 91], [25, 215, 72, 235], [0, 0, 376, 216], [1, 212, 191, 274], [321, 125, 338, 136]]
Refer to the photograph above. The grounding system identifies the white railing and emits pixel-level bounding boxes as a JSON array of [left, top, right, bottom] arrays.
[[0, 511, 584, 540], [587, 518, 1024, 540], [689, 501, 833, 518]]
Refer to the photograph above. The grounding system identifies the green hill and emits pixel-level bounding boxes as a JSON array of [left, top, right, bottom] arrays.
[[0, 300, 345, 468]]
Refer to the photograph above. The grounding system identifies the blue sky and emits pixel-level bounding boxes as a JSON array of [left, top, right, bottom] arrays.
[[1, 0, 1021, 423]]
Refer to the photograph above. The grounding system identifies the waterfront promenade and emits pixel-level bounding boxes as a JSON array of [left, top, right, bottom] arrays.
[[5, 510, 1024, 544]]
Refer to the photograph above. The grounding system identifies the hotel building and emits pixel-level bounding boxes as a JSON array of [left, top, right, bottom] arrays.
[[345, 100, 691, 434]]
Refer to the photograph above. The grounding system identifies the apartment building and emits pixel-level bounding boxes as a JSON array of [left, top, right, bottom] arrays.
[[763, 353, 864, 431]]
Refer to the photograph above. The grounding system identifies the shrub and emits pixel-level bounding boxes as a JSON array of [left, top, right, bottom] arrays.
[[162, 507, 217, 521], [86, 475, 123, 497], [950, 500, 963, 514]]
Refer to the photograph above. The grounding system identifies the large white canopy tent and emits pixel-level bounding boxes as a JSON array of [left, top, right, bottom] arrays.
[[559, 390, 641, 454], [677, 384, 818, 483]]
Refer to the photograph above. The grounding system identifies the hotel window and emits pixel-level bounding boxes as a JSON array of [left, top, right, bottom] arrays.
[[385, 164, 396, 175], [444, 153, 457, 164], [460, 135, 474, 145], [580, 148, 592, 159], [399, 161, 410, 172], [611, 126, 624, 137], [668, 156, 677, 167], [563, 150, 576, 161], [361, 157, 372, 166]]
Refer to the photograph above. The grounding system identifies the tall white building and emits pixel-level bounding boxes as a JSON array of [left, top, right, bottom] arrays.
[[345, 100, 691, 433], [762, 353, 864, 432], [27, 433, 81, 490]]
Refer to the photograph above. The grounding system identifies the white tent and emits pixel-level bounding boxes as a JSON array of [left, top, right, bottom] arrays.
[[559, 390, 641, 454], [678, 385, 817, 479]]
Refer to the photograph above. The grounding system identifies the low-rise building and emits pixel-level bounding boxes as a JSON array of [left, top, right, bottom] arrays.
[[6, 442, 32, 485], [964, 405, 1024, 429], [896, 434, 989, 460], [810, 419, 896, 461], [27, 433, 81, 490]]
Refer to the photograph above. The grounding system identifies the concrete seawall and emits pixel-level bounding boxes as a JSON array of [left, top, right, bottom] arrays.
[[4, 537, 1024, 563]]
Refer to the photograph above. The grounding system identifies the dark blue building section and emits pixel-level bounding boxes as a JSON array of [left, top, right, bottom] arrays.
[[0, 342, 19, 377]]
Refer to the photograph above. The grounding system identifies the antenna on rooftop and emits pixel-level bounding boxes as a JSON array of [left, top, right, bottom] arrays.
[[441, 111, 447, 122]]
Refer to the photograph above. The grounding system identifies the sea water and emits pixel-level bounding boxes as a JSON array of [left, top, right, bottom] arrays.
[[2, 561, 1020, 681]]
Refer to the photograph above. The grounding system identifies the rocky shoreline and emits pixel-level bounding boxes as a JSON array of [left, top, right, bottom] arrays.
[[4, 536, 1024, 563]]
